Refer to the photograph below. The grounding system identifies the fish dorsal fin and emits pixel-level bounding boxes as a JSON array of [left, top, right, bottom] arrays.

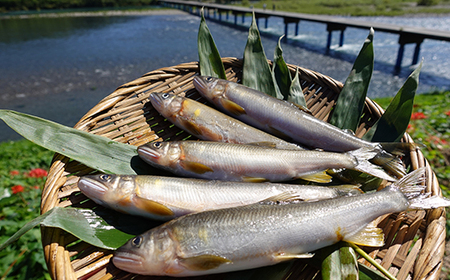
[[298, 171, 332, 183], [131, 195, 174, 217], [345, 220, 384, 247], [242, 176, 269, 183], [342, 129, 355, 136], [180, 161, 214, 174], [246, 141, 277, 148], [273, 252, 314, 261], [293, 103, 312, 115], [218, 98, 246, 116], [180, 119, 203, 136], [180, 254, 232, 271], [259, 192, 304, 204]]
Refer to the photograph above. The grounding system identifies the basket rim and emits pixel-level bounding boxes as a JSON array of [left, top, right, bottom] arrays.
[[40, 57, 446, 280]]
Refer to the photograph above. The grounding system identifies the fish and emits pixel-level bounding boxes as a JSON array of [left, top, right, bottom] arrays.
[[78, 174, 361, 220], [137, 140, 397, 183], [193, 76, 408, 178], [113, 168, 450, 276], [149, 92, 304, 150]]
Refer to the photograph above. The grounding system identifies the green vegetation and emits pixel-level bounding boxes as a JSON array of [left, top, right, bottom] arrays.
[[0, 0, 157, 13], [0, 140, 54, 280], [245, 0, 450, 16]]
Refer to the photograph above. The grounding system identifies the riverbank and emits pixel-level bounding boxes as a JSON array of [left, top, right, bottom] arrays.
[[0, 7, 185, 19]]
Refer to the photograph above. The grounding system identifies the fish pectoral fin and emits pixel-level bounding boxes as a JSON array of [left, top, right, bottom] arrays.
[[242, 176, 269, 183], [259, 192, 304, 204], [180, 254, 232, 271], [131, 195, 174, 217], [180, 161, 214, 174], [219, 98, 246, 116], [273, 252, 315, 261], [246, 141, 277, 148], [344, 221, 385, 247], [293, 103, 312, 114], [298, 171, 332, 183], [180, 119, 203, 136]]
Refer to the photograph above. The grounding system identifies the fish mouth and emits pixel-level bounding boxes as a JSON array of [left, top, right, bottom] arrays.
[[149, 92, 163, 109], [78, 177, 109, 199], [137, 145, 161, 161], [193, 76, 207, 94], [113, 250, 146, 274]]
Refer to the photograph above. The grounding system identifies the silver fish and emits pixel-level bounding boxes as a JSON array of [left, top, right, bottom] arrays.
[[113, 168, 449, 276], [193, 76, 407, 178], [149, 92, 304, 150], [78, 174, 361, 220], [137, 140, 397, 183]]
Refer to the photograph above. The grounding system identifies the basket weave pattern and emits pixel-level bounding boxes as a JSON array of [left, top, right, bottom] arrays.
[[40, 57, 446, 280]]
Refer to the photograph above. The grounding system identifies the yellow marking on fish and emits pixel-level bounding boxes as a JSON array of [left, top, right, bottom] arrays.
[[198, 227, 209, 244], [335, 227, 344, 241], [194, 109, 201, 117]]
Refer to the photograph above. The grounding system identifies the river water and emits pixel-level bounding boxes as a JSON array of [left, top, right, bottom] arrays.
[[1, 9, 449, 142]]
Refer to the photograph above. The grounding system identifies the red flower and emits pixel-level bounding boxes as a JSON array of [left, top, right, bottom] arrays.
[[11, 185, 25, 194], [445, 110, 450, 117], [9, 170, 20, 176], [26, 168, 48, 178], [411, 112, 427, 120]]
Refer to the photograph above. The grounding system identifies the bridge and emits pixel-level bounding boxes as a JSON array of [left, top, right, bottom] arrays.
[[159, 0, 450, 71]]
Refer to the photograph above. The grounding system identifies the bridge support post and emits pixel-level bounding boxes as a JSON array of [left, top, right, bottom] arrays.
[[326, 23, 347, 52], [395, 33, 424, 71], [283, 17, 299, 42]]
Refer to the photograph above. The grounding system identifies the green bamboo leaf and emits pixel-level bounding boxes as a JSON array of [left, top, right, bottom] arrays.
[[289, 68, 309, 110], [198, 8, 226, 79], [0, 110, 157, 175], [330, 28, 374, 131], [321, 243, 359, 280], [363, 61, 422, 142], [243, 12, 281, 99], [0, 207, 159, 251], [273, 35, 292, 100], [359, 263, 389, 280]]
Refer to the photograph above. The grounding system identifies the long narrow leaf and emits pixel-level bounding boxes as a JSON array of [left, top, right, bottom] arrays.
[[0, 110, 156, 175], [363, 61, 422, 142], [330, 28, 374, 131], [243, 12, 281, 99], [273, 35, 292, 100], [198, 8, 226, 79], [289, 68, 309, 110], [321, 243, 359, 280]]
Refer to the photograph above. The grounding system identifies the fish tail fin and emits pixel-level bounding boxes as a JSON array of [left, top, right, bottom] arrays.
[[348, 148, 397, 182], [371, 150, 407, 179], [393, 167, 450, 209]]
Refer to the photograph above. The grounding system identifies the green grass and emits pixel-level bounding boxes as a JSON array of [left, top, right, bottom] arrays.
[[0, 90, 449, 279], [0, 140, 54, 280], [242, 0, 450, 16]]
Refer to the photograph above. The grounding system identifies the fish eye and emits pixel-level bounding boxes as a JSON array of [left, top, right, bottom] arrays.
[[131, 236, 143, 248], [206, 76, 213, 82], [99, 174, 112, 181], [161, 93, 170, 99], [152, 141, 162, 149]]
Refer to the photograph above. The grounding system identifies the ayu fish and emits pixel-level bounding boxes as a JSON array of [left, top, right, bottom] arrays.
[[149, 92, 304, 150], [193, 76, 407, 178], [137, 140, 397, 183], [113, 168, 450, 276], [78, 174, 361, 220]]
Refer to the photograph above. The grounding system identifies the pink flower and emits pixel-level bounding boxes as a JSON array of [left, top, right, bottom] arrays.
[[411, 112, 427, 120], [26, 168, 48, 178], [11, 185, 25, 194], [9, 170, 20, 176]]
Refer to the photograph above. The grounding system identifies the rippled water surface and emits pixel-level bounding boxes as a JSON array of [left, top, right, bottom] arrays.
[[1, 11, 449, 141]]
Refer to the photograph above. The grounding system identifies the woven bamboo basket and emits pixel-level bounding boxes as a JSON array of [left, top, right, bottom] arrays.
[[40, 57, 446, 280]]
